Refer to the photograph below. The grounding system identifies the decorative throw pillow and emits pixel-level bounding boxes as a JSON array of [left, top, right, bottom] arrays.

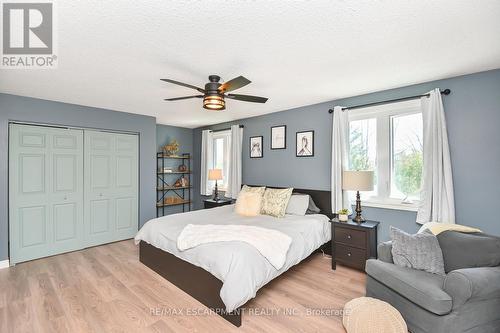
[[390, 226, 445, 275], [294, 192, 321, 214], [285, 194, 309, 216], [261, 188, 294, 218], [437, 231, 500, 273], [306, 196, 321, 214], [235, 191, 262, 217], [240, 185, 266, 197]]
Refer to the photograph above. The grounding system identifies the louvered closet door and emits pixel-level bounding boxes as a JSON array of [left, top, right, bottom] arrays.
[[84, 131, 139, 247], [9, 124, 84, 264]]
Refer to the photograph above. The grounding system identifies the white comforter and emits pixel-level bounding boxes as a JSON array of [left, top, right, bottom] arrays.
[[134, 205, 331, 312], [177, 224, 292, 270]]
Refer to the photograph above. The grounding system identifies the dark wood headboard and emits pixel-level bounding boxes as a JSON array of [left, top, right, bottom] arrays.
[[245, 185, 332, 219]]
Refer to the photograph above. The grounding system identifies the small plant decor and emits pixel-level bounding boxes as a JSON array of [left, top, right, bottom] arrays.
[[337, 209, 350, 222]]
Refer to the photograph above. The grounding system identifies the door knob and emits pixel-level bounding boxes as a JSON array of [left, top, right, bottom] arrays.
[[64, 196, 67, 200], [99, 193, 103, 197]]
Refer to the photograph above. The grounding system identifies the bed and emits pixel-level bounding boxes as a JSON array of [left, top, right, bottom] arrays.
[[136, 187, 332, 326]]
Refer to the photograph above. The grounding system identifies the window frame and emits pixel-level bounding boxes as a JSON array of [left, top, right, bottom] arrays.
[[210, 130, 231, 192], [347, 99, 422, 211]]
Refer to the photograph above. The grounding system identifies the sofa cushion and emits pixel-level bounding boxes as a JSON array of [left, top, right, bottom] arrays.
[[444, 266, 500, 309], [366, 259, 452, 315], [390, 227, 445, 275], [437, 231, 500, 273], [377, 241, 393, 263]]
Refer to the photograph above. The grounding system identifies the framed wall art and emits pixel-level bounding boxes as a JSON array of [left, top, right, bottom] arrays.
[[271, 125, 286, 150], [249, 136, 263, 158], [296, 130, 314, 157]]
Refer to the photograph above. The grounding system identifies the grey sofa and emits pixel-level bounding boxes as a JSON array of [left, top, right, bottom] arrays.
[[365, 233, 500, 333]]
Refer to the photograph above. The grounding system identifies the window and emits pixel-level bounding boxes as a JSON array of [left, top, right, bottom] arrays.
[[210, 130, 231, 191], [348, 99, 423, 210]]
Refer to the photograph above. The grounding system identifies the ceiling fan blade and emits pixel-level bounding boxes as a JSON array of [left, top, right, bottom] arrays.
[[226, 94, 268, 103], [164, 95, 204, 101], [218, 76, 251, 92], [161, 79, 205, 93]]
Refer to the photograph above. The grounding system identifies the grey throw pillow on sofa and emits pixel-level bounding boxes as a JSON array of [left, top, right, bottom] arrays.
[[390, 226, 445, 275], [437, 231, 500, 273]]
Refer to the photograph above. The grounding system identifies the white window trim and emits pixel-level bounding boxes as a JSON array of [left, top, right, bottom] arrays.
[[362, 199, 419, 212], [211, 130, 231, 192], [348, 99, 422, 211]]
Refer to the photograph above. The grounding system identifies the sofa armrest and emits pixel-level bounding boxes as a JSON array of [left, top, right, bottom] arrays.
[[366, 259, 451, 315], [378, 241, 393, 263], [444, 266, 500, 309]]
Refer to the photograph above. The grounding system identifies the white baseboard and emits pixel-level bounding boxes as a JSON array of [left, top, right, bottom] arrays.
[[0, 260, 10, 269]]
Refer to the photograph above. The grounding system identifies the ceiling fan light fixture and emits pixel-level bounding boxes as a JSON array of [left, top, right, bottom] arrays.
[[162, 75, 267, 110], [203, 94, 225, 110]]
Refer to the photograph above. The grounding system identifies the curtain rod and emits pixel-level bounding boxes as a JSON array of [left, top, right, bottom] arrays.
[[328, 89, 451, 114], [210, 124, 244, 133]]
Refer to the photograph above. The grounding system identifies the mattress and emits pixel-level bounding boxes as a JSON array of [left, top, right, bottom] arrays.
[[135, 204, 331, 311]]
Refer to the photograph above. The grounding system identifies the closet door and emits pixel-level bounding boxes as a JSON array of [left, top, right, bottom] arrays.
[[84, 131, 138, 247], [9, 124, 84, 264]]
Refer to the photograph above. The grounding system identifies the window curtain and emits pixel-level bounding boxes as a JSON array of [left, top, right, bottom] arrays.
[[200, 129, 213, 196], [416, 89, 455, 224], [225, 125, 243, 199], [331, 106, 351, 213]]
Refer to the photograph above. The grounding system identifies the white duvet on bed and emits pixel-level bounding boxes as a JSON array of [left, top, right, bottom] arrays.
[[177, 224, 292, 269], [134, 205, 331, 312]]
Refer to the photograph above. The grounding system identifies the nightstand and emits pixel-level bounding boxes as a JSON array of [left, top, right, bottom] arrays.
[[331, 219, 379, 271], [203, 199, 234, 209]]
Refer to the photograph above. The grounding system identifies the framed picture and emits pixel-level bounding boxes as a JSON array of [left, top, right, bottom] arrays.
[[296, 130, 314, 157], [271, 125, 286, 150], [249, 136, 263, 158]]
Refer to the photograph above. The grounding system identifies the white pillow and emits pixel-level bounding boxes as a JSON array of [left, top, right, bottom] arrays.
[[235, 191, 262, 217], [285, 194, 310, 216]]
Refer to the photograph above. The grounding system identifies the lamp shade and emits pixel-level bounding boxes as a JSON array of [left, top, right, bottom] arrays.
[[208, 169, 223, 181], [342, 170, 374, 191]]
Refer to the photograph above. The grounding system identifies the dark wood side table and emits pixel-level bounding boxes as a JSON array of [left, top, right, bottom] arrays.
[[203, 199, 234, 209], [331, 219, 379, 271]]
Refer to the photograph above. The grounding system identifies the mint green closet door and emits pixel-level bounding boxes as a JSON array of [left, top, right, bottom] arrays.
[[9, 124, 84, 264], [84, 130, 139, 247]]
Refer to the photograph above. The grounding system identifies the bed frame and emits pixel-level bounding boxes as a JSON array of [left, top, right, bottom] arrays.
[[139, 187, 332, 327]]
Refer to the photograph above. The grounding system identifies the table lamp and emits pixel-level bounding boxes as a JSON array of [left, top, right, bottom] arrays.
[[208, 169, 223, 201], [342, 170, 374, 223]]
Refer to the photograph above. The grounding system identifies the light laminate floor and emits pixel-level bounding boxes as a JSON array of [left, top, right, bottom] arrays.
[[0, 240, 365, 333]]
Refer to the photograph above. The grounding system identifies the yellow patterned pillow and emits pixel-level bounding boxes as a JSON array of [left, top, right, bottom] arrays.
[[240, 185, 266, 197], [261, 188, 294, 218]]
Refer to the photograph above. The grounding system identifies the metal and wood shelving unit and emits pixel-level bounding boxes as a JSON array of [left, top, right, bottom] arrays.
[[156, 152, 192, 217]]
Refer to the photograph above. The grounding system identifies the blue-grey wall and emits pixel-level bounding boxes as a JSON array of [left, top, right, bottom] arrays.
[[193, 69, 500, 241], [156, 124, 194, 215], [0, 93, 157, 261], [156, 124, 193, 153]]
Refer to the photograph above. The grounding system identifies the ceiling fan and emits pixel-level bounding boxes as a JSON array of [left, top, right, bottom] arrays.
[[161, 75, 268, 111]]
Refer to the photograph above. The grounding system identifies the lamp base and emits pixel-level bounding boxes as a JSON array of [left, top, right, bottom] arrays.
[[353, 190, 366, 224], [352, 215, 366, 224], [212, 181, 220, 201]]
